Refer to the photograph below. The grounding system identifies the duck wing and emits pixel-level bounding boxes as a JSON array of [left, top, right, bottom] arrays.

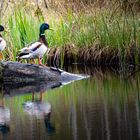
[[19, 42, 42, 53], [17, 42, 42, 58]]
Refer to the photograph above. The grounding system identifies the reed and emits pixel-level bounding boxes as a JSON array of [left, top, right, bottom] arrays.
[[0, 0, 140, 66]]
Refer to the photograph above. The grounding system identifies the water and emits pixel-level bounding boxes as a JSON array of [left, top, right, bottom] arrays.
[[0, 65, 140, 140]]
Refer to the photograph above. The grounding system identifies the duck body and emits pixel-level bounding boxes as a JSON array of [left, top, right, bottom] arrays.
[[18, 41, 47, 59], [0, 35, 6, 51], [0, 25, 6, 53], [17, 23, 50, 65]]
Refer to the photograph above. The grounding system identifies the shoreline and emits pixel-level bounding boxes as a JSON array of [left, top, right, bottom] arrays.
[[47, 44, 139, 67]]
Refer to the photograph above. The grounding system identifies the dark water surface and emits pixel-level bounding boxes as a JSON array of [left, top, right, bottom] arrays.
[[0, 65, 140, 140]]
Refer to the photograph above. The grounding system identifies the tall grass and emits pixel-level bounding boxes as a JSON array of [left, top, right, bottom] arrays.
[[3, 7, 44, 60], [0, 1, 140, 65]]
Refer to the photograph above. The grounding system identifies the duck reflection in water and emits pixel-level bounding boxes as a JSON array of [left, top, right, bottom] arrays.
[[0, 95, 10, 135], [23, 91, 55, 135]]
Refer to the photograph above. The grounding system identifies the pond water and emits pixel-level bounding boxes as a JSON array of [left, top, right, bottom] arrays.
[[0, 65, 140, 140]]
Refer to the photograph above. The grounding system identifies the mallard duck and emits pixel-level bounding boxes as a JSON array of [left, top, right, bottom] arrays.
[[17, 23, 51, 65], [0, 25, 6, 60]]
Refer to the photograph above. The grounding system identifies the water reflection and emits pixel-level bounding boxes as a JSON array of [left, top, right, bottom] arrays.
[[0, 95, 10, 136], [63, 64, 138, 79], [3, 81, 62, 96], [1, 65, 140, 139], [23, 92, 55, 135]]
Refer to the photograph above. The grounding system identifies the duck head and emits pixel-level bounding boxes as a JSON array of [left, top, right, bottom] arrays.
[[39, 23, 50, 36], [0, 25, 4, 32]]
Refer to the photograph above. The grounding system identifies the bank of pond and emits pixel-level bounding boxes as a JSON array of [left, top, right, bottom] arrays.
[[47, 44, 139, 67]]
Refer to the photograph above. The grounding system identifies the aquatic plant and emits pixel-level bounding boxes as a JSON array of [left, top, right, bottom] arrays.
[[0, 0, 140, 66]]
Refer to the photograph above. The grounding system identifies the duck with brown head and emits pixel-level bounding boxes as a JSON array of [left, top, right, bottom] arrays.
[[17, 23, 52, 65]]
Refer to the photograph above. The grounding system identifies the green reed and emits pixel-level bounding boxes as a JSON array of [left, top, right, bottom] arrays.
[[0, 2, 140, 64]]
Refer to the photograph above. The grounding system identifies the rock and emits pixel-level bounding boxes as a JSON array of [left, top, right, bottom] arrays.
[[0, 61, 89, 95]]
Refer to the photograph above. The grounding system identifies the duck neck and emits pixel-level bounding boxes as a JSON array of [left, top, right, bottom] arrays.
[[39, 34, 48, 47]]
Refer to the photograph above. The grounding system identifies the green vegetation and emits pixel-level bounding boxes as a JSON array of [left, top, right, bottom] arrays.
[[0, 0, 140, 65]]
